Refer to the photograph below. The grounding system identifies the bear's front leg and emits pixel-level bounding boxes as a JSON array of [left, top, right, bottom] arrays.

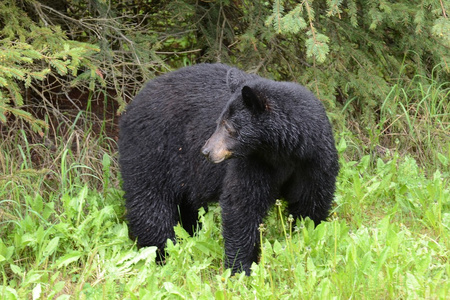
[[219, 161, 274, 275]]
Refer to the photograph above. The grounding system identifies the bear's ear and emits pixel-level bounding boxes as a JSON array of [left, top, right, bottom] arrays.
[[242, 86, 267, 113], [226, 68, 246, 93]]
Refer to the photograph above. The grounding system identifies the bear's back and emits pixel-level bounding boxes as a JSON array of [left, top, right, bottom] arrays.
[[119, 64, 235, 148], [124, 64, 232, 121]]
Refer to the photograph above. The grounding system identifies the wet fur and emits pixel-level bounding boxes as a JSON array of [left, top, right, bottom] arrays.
[[119, 63, 339, 274]]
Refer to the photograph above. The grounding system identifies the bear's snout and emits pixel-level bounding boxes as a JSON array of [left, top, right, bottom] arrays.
[[201, 131, 232, 164], [201, 141, 212, 158]]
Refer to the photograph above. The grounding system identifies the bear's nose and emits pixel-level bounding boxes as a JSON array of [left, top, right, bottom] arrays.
[[201, 143, 211, 158]]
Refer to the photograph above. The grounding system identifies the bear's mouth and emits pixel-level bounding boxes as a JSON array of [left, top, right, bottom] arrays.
[[201, 145, 232, 164], [208, 151, 232, 163]]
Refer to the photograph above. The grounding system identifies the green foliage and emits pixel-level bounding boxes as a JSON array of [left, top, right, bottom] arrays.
[[266, 0, 331, 64], [328, 69, 449, 169], [1, 145, 449, 298], [262, 0, 450, 124], [0, 1, 101, 135]]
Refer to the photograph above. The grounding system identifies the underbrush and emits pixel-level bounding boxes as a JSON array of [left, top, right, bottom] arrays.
[[339, 71, 450, 174], [1, 134, 449, 299]]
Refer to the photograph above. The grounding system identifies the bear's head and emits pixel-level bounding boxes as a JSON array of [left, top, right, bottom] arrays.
[[201, 74, 278, 163]]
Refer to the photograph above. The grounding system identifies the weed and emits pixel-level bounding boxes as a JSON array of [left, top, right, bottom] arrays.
[[1, 143, 449, 298]]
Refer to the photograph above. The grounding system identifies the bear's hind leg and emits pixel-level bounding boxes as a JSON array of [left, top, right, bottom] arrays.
[[285, 172, 335, 226], [125, 192, 179, 256]]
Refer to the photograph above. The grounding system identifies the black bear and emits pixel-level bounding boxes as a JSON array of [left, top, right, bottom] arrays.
[[118, 63, 339, 274]]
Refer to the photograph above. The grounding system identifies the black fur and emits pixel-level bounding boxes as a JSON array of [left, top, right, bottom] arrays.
[[118, 63, 339, 274]]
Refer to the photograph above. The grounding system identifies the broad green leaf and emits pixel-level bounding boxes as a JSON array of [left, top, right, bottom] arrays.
[[55, 251, 83, 268], [273, 240, 283, 255], [174, 225, 190, 240], [42, 237, 60, 258], [10, 264, 22, 276]]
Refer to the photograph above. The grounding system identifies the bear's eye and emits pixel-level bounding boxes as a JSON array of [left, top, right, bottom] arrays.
[[223, 121, 237, 136]]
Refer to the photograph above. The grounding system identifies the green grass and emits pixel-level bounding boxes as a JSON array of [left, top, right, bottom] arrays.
[[341, 70, 450, 174], [1, 134, 449, 299]]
